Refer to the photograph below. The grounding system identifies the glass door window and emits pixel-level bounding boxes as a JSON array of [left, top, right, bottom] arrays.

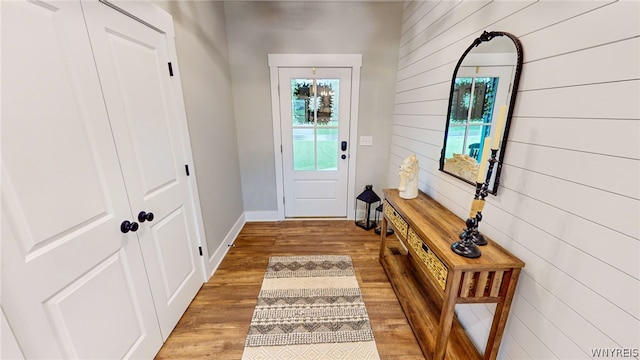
[[291, 78, 340, 171]]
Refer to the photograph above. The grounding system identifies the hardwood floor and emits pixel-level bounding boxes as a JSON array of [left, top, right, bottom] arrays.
[[154, 220, 425, 359]]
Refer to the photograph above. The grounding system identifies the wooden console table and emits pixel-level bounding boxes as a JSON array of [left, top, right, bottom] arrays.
[[379, 189, 524, 360]]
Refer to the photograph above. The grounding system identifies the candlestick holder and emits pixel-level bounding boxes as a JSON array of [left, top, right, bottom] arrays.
[[451, 148, 499, 257], [473, 148, 499, 245], [451, 217, 481, 258]]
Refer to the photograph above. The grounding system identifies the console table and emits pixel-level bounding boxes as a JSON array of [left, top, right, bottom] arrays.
[[379, 189, 524, 360]]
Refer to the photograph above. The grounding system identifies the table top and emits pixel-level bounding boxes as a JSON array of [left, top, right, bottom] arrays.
[[383, 189, 525, 271]]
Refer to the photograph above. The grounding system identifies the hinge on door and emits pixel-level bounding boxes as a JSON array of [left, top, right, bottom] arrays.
[[278, 85, 280, 96], [280, 144, 283, 153], [283, 196, 285, 205], [198, 246, 203, 256], [168, 62, 174, 77], [185, 164, 190, 176]]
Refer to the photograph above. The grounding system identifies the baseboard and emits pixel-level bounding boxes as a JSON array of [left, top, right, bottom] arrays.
[[245, 210, 280, 222], [206, 213, 246, 279]]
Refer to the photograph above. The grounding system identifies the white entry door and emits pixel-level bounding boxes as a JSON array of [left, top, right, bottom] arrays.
[[1, 1, 163, 358], [82, 2, 203, 340], [279, 67, 352, 217]]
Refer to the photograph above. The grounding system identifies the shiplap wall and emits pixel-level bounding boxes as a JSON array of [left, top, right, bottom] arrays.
[[388, 1, 639, 358]]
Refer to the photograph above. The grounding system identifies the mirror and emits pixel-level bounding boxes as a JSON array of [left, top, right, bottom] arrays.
[[439, 31, 523, 195]]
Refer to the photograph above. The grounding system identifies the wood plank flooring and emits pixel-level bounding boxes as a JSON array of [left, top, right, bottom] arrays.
[[154, 220, 425, 359]]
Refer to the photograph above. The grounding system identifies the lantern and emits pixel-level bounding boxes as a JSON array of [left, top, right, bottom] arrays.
[[355, 185, 380, 230], [374, 203, 394, 236]]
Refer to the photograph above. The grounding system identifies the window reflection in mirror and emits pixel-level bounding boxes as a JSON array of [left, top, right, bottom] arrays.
[[439, 31, 522, 195]]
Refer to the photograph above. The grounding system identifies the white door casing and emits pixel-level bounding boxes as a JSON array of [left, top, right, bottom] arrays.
[[82, 1, 204, 340], [279, 67, 352, 217], [268, 54, 362, 220], [1, 1, 163, 358]]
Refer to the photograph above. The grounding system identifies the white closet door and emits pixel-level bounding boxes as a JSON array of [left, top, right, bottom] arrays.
[[82, 2, 204, 340], [0, 1, 163, 358]]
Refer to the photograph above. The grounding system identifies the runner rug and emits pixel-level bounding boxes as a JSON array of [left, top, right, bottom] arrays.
[[242, 255, 380, 360]]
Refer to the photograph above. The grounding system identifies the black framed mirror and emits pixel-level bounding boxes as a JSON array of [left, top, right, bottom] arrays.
[[439, 31, 523, 195]]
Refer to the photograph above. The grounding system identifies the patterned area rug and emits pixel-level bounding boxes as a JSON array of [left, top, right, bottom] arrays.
[[242, 255, 380, 360]]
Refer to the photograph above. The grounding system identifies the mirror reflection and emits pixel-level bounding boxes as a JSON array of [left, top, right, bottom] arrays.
[[439, 31, 522, 195]]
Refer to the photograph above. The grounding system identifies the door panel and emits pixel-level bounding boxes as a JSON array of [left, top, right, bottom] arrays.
[[82, 2, 203, 340], [103, 29, 179, 196], [0, 1, 163, 358], [150, 207, 195, 301], [280, 68, 352, 217], [43, 251, 149, 359], [1, 0, 111, 252], [294, 181, 338, 199], [1, 307, 25, 360]]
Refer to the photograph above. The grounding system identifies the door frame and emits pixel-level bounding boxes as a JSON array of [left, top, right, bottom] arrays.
[[268, 54, 362, 220]]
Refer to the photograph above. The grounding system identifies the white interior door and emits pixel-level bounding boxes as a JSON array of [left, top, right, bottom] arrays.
[[82, 1, 203, 340], [279, 67, 352, 217], [1, 1, 163, 358]]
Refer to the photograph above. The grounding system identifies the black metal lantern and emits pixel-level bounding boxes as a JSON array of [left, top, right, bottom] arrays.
[[355, 185, 380, 230], [374, 203, 394, 236]]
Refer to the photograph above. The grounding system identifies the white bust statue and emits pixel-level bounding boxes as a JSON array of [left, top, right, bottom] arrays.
[[398, 154, 419, 199]]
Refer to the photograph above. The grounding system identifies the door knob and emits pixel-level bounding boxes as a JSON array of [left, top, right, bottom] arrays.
[[138, 211, 155, 222], [120, 220, 139, 233]]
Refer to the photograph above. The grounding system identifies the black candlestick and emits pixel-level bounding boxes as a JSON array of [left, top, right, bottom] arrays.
[[471, 148, 499, 246], [451, 217, 481, 258], [452, 148, 500, 257]]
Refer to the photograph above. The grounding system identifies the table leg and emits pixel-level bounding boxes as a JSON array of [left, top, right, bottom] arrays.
[[379, 217, 388, 261], [484, 268, 521, 360], [434, 270, 463, 360]]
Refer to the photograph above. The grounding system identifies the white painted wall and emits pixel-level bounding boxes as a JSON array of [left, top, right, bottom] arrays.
[[389, 1, 639, 358], [153, 1, 244, 274], [223, 1, 403, 218]]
